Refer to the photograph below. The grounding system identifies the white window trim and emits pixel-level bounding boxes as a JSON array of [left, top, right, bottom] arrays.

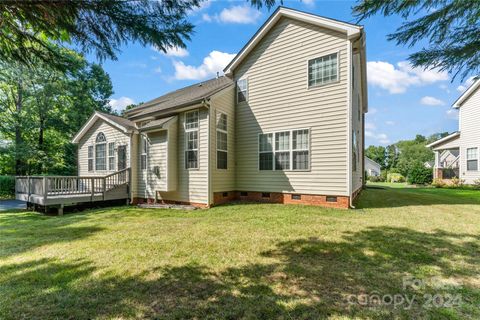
[[466, 147, 478, 171], [95, 132, 107, 171], [258, 128, 311, 172], [87, 145, 94, 172], [141, 135, 148, 171], [216, 112, 228, 170], [108, 142, 116, 171], [185, 110, 199, 170], [306, 50, 340, 89], [236, 77, 248, 104]]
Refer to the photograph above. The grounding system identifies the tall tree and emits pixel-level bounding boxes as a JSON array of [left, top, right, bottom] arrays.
[[353, 0, 480, 79], [365, 145, 386, 169]]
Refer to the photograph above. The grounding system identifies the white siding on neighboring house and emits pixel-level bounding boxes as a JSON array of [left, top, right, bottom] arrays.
[[210, 86, 236, 195], [156, 108, 209, 204], [459, 88, 480, 183], [77, 119, 130, 176], [233, 17, 349, 196]]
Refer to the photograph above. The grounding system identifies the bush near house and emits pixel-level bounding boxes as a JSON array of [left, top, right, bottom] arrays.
[[407, 163, 433, 185], [0, 175, 15, 199], [387, 172, 405, 183]]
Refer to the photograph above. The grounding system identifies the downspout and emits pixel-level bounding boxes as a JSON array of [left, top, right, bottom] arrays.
[[347, 38, 354, 208], [203, 99, 212, 207]]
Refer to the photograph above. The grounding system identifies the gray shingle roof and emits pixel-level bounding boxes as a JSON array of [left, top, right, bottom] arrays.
[[138, 116, 176, 131], [97, 111, 137, 131], [125, 76, 233, 119]]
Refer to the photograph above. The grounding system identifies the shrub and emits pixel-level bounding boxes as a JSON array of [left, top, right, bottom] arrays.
[[387, 172, 405, 183], [369, 175, 386, 183], [449, 177, 465, 188], [473, 179, 480, 189], [0, 175, 15, 198], [432, 178, 446, 188], [407, 163, 433, 185]]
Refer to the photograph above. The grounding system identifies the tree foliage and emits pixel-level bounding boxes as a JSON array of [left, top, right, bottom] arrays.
[[0, 47, 113, 175], [0, 0, 200, 69], [353, 0, 480, 79]]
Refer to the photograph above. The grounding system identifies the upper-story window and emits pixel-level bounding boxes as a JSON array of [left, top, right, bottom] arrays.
[[237, 78, 248, 103], [95, 132, 107, 171], [308, 53, 338, 87], [185, 110, 199, 169], [467, 147, 478, 171]]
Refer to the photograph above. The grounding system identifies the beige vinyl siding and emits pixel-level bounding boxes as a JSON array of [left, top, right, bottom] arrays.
[[138, 131, 168, 198], [157, 108, 209, 204], [351, 52, 364, 192], [210, 86, 236, 194], [77, 119, 130, 176], [459, 88, 480, 183], [234, 17, 349, 195]]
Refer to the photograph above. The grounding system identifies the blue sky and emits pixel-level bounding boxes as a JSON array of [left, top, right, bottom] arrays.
[[94, 0, 474, 147]]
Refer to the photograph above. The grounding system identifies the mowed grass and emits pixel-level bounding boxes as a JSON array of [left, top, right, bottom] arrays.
[[1, 184, 480, 319]]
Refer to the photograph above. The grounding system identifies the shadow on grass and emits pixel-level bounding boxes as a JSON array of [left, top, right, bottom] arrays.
[[0, 212, 103, 258], [1, 227, 478, 319], [356, 185, 480, 209]]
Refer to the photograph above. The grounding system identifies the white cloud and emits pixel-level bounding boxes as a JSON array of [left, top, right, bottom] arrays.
[[367, 61, 448, 94], [109, 97, 135, 113], [204, 5, 261, 24], [365, 122, 376, 130], [302, 0, 315, 6], [457, 76, 476, 92], [420, 96, 445, 106], [365, 130, 390, 145], [385, 120, 395, 126], [446, 109, 459, 120], [154, 66, 162, 74], [173, 50, 236, 80]]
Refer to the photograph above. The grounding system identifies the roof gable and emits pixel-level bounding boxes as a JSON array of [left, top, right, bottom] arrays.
[[72, 111, 136, 143], [223, 6, 362, 75], [453, 78, 480, 108]]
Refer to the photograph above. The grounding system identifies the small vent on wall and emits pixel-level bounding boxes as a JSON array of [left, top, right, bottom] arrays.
[[240, 192, 248, 197], [222, 192, 229, 198], [262, 192, 270, 198], [292, 194, 301, 200], [326, 196, 337, 203]]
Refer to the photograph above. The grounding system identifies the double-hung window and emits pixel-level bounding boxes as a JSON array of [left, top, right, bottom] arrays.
[[467, 147, 478, 171], [185, 110, 199, 169], [141, 136, 148, 170], [259, 129, 310, 171], [108, 142, 115, 171], [88, 146, 94, 172], [308, 53, 338, 87], [237, 79, 248, 103], [292, 129, 310, 170], [95, 132, 107, 171], [216, 112, 228, 169]]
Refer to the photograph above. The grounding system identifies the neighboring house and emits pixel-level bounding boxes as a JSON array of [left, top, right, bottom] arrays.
[[72, 7, 368, 208], [427, 78, 479, 183], [365, 157, 381, 177]]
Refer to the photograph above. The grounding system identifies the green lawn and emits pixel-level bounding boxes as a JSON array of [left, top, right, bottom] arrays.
[[1, 184, 480, 319]]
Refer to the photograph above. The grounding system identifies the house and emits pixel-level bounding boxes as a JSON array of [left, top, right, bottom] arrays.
[[427, 78, 479, 183], [69, 7, 368, 209], [365, 157, 381, 177]]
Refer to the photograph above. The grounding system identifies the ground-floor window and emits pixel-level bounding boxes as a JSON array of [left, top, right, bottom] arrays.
[[467, 147, 478, 171], [88, 146, 94, 172], [108, 142, 115, 171]]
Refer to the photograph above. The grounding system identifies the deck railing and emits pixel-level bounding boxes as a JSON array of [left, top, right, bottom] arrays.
[[15, 168, 130, 202]]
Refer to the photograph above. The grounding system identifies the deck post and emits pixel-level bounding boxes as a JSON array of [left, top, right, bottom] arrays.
[[58, 204, 64, 216], [43, 177, 48, 204], [91, 177, 95, 201], [103, 177, 106, 201], [27, 176, 31, 202]]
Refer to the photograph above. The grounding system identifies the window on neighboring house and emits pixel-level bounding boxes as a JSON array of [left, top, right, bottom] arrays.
[[292, 129, 309, 170], [185, 110, 199, 169], [275, 131, 290, 170], [88, 145, 94, 172], [108, 142, 115, 171], [467, 147, 478, 171], [216, 112, 228, 169], [259, 129, 310, 171], [352, 131, 358, 172], [95, 132, 107, 171], [237, 78, 248, 103], [308, 53, 338, 87], [259, 133, 273, 170], [141, 136, 148, 170]]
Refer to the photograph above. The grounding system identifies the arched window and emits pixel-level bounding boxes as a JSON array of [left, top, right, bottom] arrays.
[[95, 132, 107, 170]]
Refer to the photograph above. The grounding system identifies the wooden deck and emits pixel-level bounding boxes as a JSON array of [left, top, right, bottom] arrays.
[[16, 168, 131, 213]]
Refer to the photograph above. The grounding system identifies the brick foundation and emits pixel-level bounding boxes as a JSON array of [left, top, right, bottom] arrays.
[[214, 191, 350, 209]]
